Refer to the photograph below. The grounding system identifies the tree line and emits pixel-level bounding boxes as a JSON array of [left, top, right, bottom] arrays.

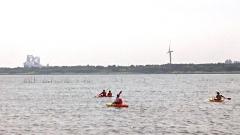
[[0, 63, 240, 75]]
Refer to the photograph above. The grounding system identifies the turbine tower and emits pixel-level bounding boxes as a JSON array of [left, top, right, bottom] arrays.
[[167, 40, 173, 64]]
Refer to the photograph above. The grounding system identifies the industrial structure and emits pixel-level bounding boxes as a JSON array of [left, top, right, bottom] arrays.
[[167, 40, 174, 64], [23, 55, 42, 68]]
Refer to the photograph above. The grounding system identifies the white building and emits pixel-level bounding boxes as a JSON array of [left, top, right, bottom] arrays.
[[225, 59, 233, 64], [24, 55, 42, 68]]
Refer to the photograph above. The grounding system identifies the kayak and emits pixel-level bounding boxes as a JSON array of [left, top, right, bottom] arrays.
[[95, 95, 113, 98], [209, 98, 224, 102], [106, 103, 128, 108]]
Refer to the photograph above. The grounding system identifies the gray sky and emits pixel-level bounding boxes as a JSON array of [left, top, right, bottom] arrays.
[[0, 0, 240, 67]]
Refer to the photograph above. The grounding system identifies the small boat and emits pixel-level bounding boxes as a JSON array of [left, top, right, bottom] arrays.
[[106, 103, 128, 108], [209, 98, 224, 102], [95, 95, 113, 98]]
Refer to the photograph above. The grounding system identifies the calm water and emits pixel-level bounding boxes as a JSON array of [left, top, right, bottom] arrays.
[[0, 75, 239, 135]]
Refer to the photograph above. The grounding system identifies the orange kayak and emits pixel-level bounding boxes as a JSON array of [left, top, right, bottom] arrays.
[[209, 98, 224, 102]]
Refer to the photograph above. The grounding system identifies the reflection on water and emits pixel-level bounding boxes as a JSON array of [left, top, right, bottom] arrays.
[[0, 75, 240, 134]]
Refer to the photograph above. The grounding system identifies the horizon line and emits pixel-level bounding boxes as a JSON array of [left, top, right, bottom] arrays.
[[1, 62, 238, 69]]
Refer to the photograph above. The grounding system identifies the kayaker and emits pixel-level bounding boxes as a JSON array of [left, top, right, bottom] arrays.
[[107, 90, 112, 97], [99, 90, 107, 97], [113, 91, 123, 104], [215, 91, 225, 100]]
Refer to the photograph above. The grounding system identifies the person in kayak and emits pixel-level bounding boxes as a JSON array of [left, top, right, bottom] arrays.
[[215, 91, 225, 100], [107, 90, 112, 97], [99, 90, 107, 97], [113, 91, 123, 104]]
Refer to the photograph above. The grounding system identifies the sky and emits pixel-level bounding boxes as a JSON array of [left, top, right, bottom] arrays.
[[0, 0, 240, 67]]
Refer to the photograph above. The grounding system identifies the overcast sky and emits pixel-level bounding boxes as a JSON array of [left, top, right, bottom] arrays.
[[0, 0, 239, 67]]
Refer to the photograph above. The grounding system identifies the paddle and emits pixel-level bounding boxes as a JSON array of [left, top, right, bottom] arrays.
[[118, 91, 122, 96], [224, 97, 231, 100]]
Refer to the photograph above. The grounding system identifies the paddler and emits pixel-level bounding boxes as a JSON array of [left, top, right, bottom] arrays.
[[215, 91, 225, 101], [99, 90, 107, 97], [107, 90, 112, 97], [113, 91, 123, 104]]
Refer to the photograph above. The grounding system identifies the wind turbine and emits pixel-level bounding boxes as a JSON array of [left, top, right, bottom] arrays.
[[167, 40, 173, 64]]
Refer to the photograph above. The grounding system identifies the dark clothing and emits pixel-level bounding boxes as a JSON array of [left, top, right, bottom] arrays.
[[216, 94, 224, 100]]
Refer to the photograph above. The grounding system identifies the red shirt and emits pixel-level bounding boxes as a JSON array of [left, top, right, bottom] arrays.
[[107, 92, 112, 97], [115, 98, 123, 104], [100, 91, 107, 97]]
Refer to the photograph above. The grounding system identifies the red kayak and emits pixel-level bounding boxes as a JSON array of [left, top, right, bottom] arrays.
[[95, 95, 113, 98], [106, 103, 128, 108]]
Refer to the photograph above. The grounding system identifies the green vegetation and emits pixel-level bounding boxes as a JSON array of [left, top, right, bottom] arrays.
[[1, 63, 240, 75]]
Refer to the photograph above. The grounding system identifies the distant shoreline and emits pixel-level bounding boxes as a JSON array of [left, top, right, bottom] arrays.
[[1, 63, 240, 75], [0, 73, 240, 75], [1, 71, 240, 75]]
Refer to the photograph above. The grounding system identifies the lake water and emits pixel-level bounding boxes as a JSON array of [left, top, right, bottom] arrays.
[[0, 74, 239, 135]]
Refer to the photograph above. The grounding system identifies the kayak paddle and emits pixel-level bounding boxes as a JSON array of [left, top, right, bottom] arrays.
[[225, 97, 231, 100]]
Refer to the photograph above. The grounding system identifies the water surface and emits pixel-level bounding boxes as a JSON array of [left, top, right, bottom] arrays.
[[0, 74, 239, 135]]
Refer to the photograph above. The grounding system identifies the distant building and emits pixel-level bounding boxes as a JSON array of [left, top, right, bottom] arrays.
[[24, 55, 42, 68], [225, 59, 232, 64]]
